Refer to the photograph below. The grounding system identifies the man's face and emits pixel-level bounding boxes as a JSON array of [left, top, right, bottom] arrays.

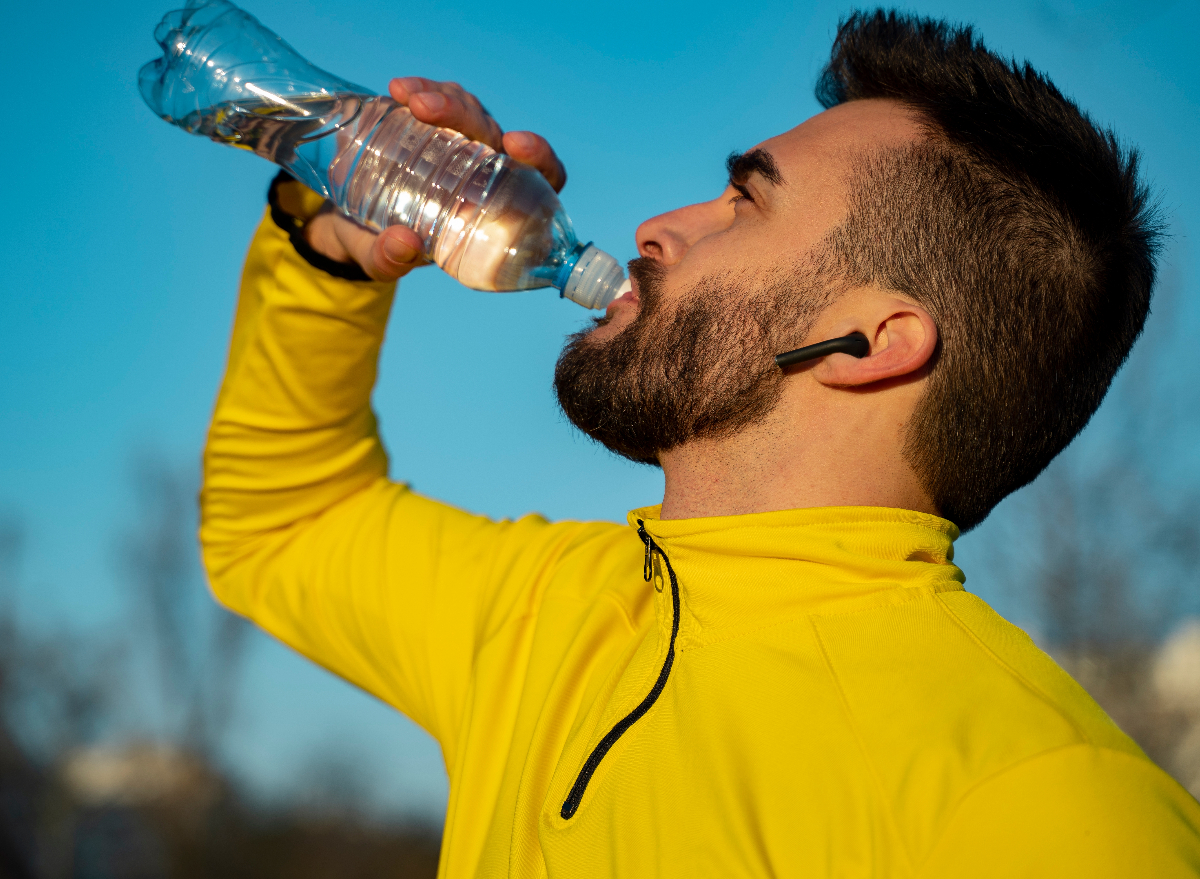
[[555, 99, 923, 464]]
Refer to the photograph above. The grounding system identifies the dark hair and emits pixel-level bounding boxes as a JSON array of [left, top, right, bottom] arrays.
[[814, 10, 1161, 531]]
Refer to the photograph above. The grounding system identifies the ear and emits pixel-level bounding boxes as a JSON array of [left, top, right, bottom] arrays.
[[812, 300, 938, 387]]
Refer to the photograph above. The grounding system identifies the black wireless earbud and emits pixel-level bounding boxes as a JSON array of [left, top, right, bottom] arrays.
[[774, 332, 870, 369]]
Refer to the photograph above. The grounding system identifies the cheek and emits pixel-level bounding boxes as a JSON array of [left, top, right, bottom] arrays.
[[674, 217, 770, 284]]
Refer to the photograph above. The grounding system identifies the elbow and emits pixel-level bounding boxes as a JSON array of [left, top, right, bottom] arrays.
[[199, 521, 252, 618]]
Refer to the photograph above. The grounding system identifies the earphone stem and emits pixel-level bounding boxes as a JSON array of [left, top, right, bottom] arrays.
[[774, 332, 870, 369]]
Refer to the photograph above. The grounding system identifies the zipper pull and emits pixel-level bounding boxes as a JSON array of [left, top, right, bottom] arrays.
[[636, 520, 666, 591], [652, 554, 665, 593], [637, 520, 653, 582]]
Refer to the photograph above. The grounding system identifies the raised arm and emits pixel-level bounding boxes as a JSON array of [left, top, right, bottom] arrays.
[[199, 79, 593, 759]]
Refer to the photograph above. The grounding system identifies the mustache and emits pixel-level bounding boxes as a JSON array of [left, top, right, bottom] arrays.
[[585, 256, 666, 332], [627, 256, 665, 298]]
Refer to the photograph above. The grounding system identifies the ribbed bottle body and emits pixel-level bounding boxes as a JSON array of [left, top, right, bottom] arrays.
[[325, 98, 578, 292], [140, 0, 624, 307]]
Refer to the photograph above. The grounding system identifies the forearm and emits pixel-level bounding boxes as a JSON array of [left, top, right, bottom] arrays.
[[197, 180, 464, 729], [200, 179, 398, 580]]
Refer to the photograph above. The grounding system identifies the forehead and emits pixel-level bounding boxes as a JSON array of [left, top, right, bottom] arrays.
[[743, 99, 925, 241], [757, 98, 925, 182]]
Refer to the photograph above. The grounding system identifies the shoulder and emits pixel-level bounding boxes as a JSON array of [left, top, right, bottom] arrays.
[[811, 589, 1152, 859], [933, 591, 1139, 751], [918, 743, 1200, 878], [434, 503, 649, 636], [812, 590, 1141, 779]]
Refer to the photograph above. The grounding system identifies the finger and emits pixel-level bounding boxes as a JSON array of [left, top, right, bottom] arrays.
[[388, 76, 438, 105], [504, 130, 568, 193], [410, 91, 504, 151], [389, 77, 504, 150], [391, 77, 488, 114], [358, 225, 428, 283]]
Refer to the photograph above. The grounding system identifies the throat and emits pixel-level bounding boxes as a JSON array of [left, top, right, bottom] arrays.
[[658, 429, 799, 520], [657, 414, 936, 520]]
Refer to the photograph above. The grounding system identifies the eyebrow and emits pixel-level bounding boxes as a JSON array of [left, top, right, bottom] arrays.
[[726, 148, 784, 188]]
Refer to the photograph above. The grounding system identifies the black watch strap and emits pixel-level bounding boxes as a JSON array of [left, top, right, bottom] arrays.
[[267, 171, 373, 283]]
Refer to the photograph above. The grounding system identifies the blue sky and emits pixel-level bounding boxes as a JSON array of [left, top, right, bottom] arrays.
[[1, 0, 1196, 821]]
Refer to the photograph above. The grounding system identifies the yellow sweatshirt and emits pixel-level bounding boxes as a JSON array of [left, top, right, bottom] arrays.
[[201, 188, 1200, 878]]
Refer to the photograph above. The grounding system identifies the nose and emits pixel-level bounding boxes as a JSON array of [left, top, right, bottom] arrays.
[[635, 189, 736, 265]]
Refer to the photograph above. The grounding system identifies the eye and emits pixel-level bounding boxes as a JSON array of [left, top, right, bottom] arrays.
[[728, 182, 754, 205]]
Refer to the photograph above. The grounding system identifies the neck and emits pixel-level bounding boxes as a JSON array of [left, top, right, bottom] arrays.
[[657, 400, 936, 521]]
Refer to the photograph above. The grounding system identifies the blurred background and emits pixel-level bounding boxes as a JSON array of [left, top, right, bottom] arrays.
[[1, 0, 1197, 874]]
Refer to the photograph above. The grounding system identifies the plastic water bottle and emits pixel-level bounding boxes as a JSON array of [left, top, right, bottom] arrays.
[[139, 0, 626, 309]]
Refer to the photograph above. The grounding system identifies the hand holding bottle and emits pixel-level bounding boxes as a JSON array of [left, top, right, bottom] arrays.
[[141, 0, 624, 307], [306, 77, 568, 283]]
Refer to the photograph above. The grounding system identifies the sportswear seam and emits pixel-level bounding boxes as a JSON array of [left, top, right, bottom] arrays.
[[573, 527, 647, 634], [911, 742, 1141, 877], [438, 525, 560, 824], [810, 617, 918, 876], [933, 593, 1092, 745], [601, 589, 641, 635], [675, 586, 938, 652], [474, 522, 580, 648], [475, 524, 641, 648]]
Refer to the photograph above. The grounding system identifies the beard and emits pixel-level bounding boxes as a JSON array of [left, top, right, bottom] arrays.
[[554, 256, 837, 465]]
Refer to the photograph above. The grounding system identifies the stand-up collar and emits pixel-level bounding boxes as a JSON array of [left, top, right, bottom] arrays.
[[626, 505, 965, 646]]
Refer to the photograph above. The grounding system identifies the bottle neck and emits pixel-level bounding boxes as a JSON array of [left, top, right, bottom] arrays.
[[553, 241, 592, 292]]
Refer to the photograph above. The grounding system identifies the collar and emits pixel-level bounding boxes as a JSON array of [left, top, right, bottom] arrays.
[[625, 505, 965, 646]]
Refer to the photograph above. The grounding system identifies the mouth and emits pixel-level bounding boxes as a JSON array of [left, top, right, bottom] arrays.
[[605, 277, 638, 315]]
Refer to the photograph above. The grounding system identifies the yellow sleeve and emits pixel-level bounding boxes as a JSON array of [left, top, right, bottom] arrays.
[[200, 194, 596, 766], [918, 744, 1200, 877]]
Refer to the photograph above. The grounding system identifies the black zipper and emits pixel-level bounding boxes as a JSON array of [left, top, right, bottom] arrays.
[[560, 520, 681, 820]]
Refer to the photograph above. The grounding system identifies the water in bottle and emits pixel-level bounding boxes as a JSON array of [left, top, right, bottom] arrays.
[[139, 0, 626, 309]]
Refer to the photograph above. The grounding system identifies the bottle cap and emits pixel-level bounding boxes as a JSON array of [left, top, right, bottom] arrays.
[[561, 245, 625, 310]]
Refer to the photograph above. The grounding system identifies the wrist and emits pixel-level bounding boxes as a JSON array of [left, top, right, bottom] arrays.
[[266, 172, 371, 283], [303, 209, 353, 263]]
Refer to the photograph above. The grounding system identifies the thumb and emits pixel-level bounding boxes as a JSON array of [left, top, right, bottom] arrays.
[[359, 225, 428, 282]]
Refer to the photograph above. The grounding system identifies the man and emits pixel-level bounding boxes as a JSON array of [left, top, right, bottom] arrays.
[[200, 9, 1200, 877]]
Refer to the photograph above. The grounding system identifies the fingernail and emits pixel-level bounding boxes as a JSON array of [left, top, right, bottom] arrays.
[[384, 237, 417, 263], [419, 92, 446, 112]]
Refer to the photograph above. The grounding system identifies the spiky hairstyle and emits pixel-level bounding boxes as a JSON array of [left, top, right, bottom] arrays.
[[815, 10, 1160, 530]]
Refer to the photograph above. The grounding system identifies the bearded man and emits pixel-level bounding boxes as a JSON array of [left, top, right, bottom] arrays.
[[199, 10, 1200, 877]]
